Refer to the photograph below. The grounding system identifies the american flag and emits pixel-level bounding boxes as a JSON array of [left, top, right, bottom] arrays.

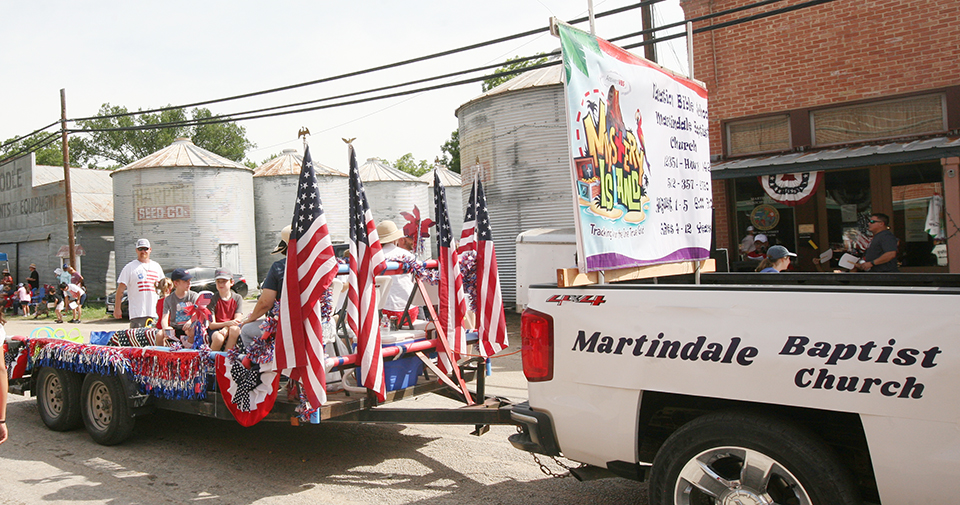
[[434, 171, 467, 372], [458, 174, 477, 254], [346, 144, 388, 401], [856, 213, 873, 252], [473, 179, 508, 356], [277, 144, 339, 410]]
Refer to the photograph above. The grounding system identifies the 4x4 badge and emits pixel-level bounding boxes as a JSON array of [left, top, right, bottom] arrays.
[[546, 294, 606, 306]]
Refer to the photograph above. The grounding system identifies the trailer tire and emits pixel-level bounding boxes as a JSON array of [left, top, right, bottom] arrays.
[[80, 373, 135, 446], [36, 367, 83, 431], [649, 411, 860, 505]]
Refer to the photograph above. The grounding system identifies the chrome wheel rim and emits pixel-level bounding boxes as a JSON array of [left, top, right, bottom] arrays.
[[674, 446, 812, 505], [86, 381, 113, 431], [41, 372, 64, 418]]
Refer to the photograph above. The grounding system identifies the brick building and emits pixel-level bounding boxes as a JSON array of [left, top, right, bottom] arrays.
[[682, 0, 960, 271]]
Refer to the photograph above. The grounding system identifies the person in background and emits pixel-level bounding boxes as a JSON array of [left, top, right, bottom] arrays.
[[161, 269, 199, 346], [115, 238, 165, 328], [46, 285, 64, 324], [0, 309, 8, 444], [57, 266, 71, 287], [15, 283, 31, 317], [739, 225, 757, 258], [27, 264, 39, 292], [377, 220, 418, 326], [208, 268, 243, 351], [853, 213, 900, 272], [1, 270, 13, 295], [67, 266, 84, 288], [154, 277, 173, 329], [746, 234, 768, 261], [756, 245, 797, 273], [61, 282, 86, 324]]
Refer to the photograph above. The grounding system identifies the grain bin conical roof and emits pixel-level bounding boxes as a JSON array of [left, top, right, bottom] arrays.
[[253, 148, 344, 177], [113, 137, 250, 173], [358, 158, 420, 182], [456, 63, 563, 115], [419, 166, 462, 187]]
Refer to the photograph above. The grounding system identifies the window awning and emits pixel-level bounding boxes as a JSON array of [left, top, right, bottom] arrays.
[[711, 136, 960, 180], [57, 245, 86, 257]]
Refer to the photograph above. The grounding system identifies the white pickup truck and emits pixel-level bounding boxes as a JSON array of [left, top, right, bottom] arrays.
[[509, 272, 960, 505]]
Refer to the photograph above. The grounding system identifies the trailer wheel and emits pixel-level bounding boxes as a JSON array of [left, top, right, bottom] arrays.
[[36, 367, 83, 431], [649, 411, 860, 505], [80, 373, 135, 446]]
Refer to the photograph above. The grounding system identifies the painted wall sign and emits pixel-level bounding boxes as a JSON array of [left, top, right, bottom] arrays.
[[134, 182, 192, 222]]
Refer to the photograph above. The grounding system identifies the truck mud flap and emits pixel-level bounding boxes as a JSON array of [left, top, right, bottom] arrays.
[[507, 402, 561, 456]]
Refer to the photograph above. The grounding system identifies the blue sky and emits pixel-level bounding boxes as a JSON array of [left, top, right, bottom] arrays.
[[1, 0, 687, 169]]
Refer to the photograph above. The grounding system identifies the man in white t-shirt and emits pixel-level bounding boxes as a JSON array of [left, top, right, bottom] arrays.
[[376, 220, 418, 325], [114, 238, 165, 328]]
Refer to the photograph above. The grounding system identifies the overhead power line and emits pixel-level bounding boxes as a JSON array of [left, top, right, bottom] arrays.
[[70, 0, 837, 136], [69, 0, 663, 123], [0, 132, 61, 167], [71, 60, 563, 134], [7, 0, 837, 162], [0, 120, 61, 151]]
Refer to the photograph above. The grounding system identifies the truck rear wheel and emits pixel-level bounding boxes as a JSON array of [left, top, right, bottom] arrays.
[[36, 367, 82, 431], [649, 411, 860, 505], [80, 373, 135, 446]]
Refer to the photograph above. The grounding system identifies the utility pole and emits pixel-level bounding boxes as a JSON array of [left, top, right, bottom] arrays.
[[641, 2, 658, 63], [587, 0, 596, 34], [61, 88, 76, 269]]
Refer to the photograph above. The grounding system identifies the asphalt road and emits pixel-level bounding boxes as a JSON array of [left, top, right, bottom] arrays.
[[1, 315, 649, 505]]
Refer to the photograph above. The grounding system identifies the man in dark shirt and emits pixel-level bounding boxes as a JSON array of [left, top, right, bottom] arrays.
[[27, 264, 39, 292], [239, 226, 288, 348], [856, 213, 899, 272]]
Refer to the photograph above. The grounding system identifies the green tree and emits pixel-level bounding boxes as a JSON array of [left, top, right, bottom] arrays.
[[392, 153, 431, 177], [439, 129, 460, 173], [482, 53, 549, 92], [71, 104, 255, 169], [0, 133, 85, 167]]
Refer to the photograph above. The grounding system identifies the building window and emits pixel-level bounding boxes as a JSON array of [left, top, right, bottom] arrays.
[[726, 115, 791, 156], [891, 162, 945, 269], [812, 94, 946, 146]]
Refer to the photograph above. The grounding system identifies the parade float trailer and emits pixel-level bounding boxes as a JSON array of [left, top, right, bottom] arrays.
[[4, 261, 514, 446]]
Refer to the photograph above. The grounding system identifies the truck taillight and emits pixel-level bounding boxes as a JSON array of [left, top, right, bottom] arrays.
[[521, 308, 553, 382]]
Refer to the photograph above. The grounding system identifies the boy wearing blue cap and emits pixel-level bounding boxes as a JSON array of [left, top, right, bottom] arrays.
[[161, 268, 199, 346]]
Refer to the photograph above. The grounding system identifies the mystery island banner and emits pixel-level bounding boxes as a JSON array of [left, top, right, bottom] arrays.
[[559, 24, 712, 272]]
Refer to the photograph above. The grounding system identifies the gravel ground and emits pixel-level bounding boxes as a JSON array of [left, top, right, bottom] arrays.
[[1, 311, 648, 504]]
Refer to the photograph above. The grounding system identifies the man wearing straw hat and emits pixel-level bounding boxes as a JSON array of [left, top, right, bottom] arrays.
[[376, 220, 418, 326], [27, 264, 39, 292]]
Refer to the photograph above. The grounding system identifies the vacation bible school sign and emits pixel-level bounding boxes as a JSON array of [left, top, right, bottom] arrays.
[[559, 24, 712, 272]]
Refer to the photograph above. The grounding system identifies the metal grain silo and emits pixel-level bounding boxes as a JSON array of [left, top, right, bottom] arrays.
[[455, 64, 575, 310], [420, 167, 462, 258], [253, 148, 348, 279], [358, 158, 431, 255], [111, 138, 260, 288]]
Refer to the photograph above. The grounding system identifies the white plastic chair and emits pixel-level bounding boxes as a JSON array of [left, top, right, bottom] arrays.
[[374, 276, 393, 313]]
